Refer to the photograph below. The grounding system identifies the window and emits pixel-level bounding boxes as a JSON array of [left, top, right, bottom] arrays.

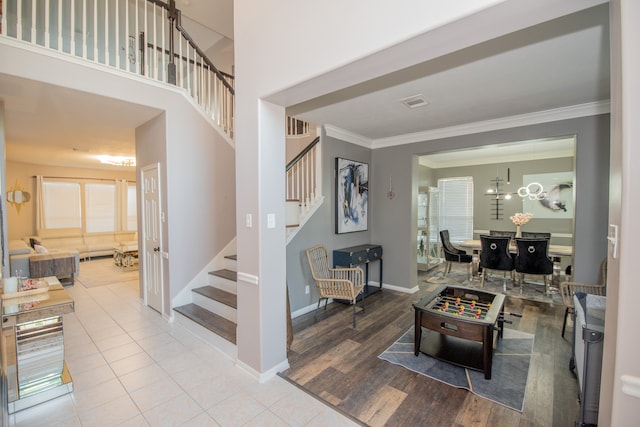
[[127, 183, 137, 231], [38, 177, 136, 234], [85, 183, 116, 232], [42, 181, 81, 228], [438, 177, 474, 243]]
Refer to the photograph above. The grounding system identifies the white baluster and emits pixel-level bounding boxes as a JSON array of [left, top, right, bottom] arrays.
[[115, 0, 119, 68], [32, 0, 37, 43]]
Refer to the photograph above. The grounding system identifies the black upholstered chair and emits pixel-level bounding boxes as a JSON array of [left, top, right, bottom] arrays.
[[479, 235, 515, 291], [489, 230, 516, 240], [439, 230, 473, 280], [514, 238, 554, 295], [521, 231, 551, 239]]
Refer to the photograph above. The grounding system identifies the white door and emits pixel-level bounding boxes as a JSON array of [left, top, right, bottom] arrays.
[[142, 164, 163, 314]]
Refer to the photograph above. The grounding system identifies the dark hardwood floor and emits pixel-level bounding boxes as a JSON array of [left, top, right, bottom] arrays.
[[281, 274, 580, 426]]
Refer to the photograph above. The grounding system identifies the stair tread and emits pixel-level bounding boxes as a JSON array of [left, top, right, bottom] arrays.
[[193, 286, 237, 309], [174, 304, 236, 344], [209, 269, 237, 281], [224, 254, 237, 261]]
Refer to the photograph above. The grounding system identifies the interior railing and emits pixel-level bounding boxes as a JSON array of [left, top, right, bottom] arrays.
[[286, 137, 321, 219], [0, 0, 234, 139]]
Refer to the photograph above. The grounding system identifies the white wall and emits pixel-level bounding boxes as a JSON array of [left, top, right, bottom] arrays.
[[0, 41, 236, 320]]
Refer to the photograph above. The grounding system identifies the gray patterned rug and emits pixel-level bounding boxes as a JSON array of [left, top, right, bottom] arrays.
[[421, 264, 562, 305], [379, 327, 534, 412]]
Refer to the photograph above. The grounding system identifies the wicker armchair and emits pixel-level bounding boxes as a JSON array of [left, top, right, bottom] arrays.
[[559, 258, 607, 337], [305, 245, 365, 328]]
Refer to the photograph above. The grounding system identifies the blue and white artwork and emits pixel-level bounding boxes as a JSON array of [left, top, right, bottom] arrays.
[[336, 157, 368, 233]]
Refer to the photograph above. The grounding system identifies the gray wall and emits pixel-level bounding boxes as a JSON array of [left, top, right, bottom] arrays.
[[371, 114, 609, 290], [287, 130, 373, 313], [287, 114, 609, 312], [431, 157, 574, 246]]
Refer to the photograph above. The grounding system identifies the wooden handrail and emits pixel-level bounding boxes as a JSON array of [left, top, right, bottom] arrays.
[[286, 137, 320, 172], [146, 0, 235, 93]]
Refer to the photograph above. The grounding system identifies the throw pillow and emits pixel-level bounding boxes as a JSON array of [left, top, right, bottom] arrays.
[[34, 244, 48, 254], [29, 238, 42, 249]]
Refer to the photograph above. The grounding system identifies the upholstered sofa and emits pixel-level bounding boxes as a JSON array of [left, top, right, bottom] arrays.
[[8, 240, 80, 283], [8, 229, 137, 280], [24, 229, 137, 260]]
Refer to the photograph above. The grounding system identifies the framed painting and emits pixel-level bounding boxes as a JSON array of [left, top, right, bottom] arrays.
[[521, 172, 574, 219], [335, 157, 369, 233]]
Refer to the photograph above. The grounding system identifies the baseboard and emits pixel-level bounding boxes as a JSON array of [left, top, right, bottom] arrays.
[[372, 281, 419, 294], [236, 358, 290, 383], [291, 301, 327, 319]]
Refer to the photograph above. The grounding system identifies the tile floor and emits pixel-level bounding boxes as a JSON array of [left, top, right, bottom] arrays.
[[8, 276, 359, 426]]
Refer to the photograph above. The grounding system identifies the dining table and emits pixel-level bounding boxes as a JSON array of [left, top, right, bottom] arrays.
[[458, 239, 573, 285]]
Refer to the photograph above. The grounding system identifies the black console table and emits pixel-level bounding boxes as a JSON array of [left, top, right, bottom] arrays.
[[333, 244, 383, 299]]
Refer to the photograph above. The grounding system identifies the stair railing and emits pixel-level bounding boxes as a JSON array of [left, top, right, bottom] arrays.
[[1, 0, 234, 139], [286, 137, 321, 220]]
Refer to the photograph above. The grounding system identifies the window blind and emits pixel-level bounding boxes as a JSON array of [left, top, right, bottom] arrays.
[[85, 183, 116, 233], [42, 181, 81, 228], [438, 177, 474, 243]]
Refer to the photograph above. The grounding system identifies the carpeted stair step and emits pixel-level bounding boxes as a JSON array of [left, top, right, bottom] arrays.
[[193, 286, 237, 309], [174, 303, 236, 344]]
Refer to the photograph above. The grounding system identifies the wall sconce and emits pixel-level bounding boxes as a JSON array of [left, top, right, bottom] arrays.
[[7, 180, 31, 214], [386, 176, 395, 200]]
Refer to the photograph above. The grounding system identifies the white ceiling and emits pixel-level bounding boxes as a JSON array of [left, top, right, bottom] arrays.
[[0, 3, 609, 170], [289, 4, 609, 161]]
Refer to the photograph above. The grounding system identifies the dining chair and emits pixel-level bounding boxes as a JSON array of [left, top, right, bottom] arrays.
[[489, 230, 516, 239], [479, 235, 515, 291], [521, 231, 551, 239], [559, 258, 607, 337], [439, 230, 473, 280], [305, 245, 365, 328], [514, 238, 554, 295]]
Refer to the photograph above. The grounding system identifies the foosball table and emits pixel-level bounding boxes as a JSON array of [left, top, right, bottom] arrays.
[[413, 285, 507, 379]]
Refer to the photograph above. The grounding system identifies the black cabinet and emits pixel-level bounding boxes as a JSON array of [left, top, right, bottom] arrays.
[[333, 244, 383, 298]]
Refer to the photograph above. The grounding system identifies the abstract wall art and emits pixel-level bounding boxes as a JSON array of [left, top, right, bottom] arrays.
[[521, 172, 574, 219], [335, 157, 368, 233]]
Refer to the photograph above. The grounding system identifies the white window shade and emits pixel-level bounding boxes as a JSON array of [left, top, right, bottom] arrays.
[[42, 181, 81, 228], [85, 183, 116, 233], [127, 184, 137, 231], [438, 177, 474, 243]]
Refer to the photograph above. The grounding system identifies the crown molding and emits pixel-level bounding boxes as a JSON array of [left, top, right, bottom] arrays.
[[323, 101, 610, 150], [324, 125, 374, 148]]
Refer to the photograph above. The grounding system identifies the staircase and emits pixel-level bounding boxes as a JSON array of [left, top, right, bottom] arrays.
[[173, 254, 238, 357]]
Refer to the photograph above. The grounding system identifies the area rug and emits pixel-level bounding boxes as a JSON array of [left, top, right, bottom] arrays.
[[76, 257, 139, 288], [378, 327, 534, 412], [423, 266, 562, 305]]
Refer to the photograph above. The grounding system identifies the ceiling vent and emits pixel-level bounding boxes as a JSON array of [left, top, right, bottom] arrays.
[[400, 94, 430, 109]]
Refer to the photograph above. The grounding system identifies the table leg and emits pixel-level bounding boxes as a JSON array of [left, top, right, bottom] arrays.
[[414, 310, 422, 356], [483, 324, 493, 379]]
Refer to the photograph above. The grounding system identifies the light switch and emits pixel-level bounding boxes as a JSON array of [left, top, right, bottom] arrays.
[[267, 214, 275, 229], [245, 213, 252, 228]]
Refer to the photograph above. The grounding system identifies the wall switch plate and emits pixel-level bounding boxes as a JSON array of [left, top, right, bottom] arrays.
[[245, 213, 252, 228], [305, 285, 310, 294], [267, 213, 275, 229]]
